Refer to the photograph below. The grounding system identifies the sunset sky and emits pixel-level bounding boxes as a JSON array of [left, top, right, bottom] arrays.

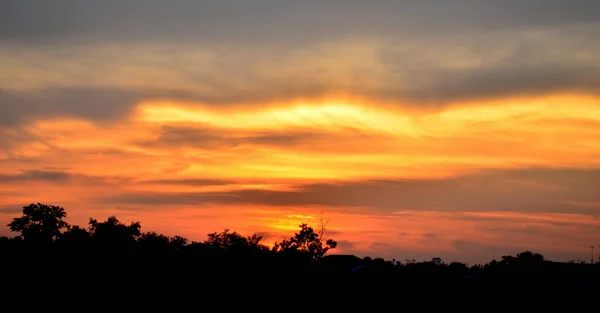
[[1, 0, 600, 264]]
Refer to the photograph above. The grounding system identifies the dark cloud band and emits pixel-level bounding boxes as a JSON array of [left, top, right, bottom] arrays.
[[99, 167, 600, 216]]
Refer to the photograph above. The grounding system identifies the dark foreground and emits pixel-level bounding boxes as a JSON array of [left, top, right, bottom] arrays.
[[2, 203, 599, 301], [4, 252, 600, 288]]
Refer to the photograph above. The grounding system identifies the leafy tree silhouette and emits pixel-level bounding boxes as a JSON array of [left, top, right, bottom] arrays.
[[206, 229, 252, 249], [58, 225, 91, 245], [273, 223, 337, 261], [205, 229, 270, 261], [7, 203, 68, 245], [89, 216, 141, 257], [138, 231, 188, 256], [54, 225, 92, 260], [89, 216, 141, 239], [515, 251, 545, 263]]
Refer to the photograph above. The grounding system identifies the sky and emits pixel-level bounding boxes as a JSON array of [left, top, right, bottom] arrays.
[[1, 0, 600, 264]]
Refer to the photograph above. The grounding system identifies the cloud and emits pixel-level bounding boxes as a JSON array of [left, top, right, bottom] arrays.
[[422, 232, 438, 240], [1, 2, 599, 108], [0, 206, 23, 214], [352, 217, 596, 264], [141, 178, 236, 186], [2, 93, 599, 183], [2, 0, 599, 44], [0, 169, 131, 187], [369, 242, 393, 251], [382, 56, 600, 104], [135, 125, 323, 150], [336, 240, 355, 250], [98, 167, 600, 216], [0, 87, 201, 126], [2, 32, 598, 107], [254, 231, 280, 243], [0, 170, 71, 182]]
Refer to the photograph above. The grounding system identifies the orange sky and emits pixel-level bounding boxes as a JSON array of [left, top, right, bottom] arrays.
[[1, 1, 600, 264], [2, 92, 600, 263]]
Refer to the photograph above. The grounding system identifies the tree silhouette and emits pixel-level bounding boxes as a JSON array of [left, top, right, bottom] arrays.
[[89, 216, 141, 255], [89, 216, 141, 239], [3, 202, 598, 289], [431, 257, 443, 265], [516, 251, 545, 263], [138, 231, 188, 256], [7, 203, 68, 244], [273, 223, 337, 261], [54, 225, 92, 258], [205, 229, 269, 260], [206, 229, 251, 249], [59, 225, 91, 244]]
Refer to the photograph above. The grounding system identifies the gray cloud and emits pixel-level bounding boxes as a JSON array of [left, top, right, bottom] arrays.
[[136, 125, 325, 150], [0, 169, 132, 186], [141, 178, 236, 186], [422, 232, 438, 240], [1, 0, 598, 120], [0, 87, 201, 126], [1, 34, 597, 117], [0, 206, 24, 214], [1, 1, 598, 110], [254, 231, 281, 242], [336, 240, 356, 251], [0, 170, 71, 182], [369, 242, 392, 251], [99, 167, 600, 216], [2, 0, 599, 45], [380, 58, 600, 104]]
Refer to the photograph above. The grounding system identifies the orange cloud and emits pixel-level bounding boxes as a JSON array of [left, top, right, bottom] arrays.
[[10, 92, 595, 181], [2, 92, 600, 263]]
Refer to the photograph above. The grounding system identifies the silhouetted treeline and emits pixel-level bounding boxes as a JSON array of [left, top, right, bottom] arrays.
[[1, 203, 599, 289]]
